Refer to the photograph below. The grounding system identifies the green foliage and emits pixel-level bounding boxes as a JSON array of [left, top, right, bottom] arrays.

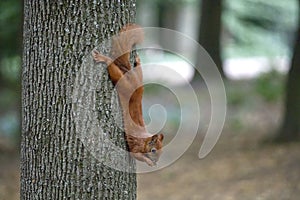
[[0, 56, 21, 83], [223, 0, 299, 58], [0, 0, 22, 139], [226, 69, 285, 106], [0, 0, 22, 57], [230, 117, 244, 131], [254, 70, 285, 102], [227, 87, 246, 106], [226, 81, 253, 106]]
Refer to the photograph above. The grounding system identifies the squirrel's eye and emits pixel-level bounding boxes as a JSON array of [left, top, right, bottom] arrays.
[[151, 148, 157, 153]]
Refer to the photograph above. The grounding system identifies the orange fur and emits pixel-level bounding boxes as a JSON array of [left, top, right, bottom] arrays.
[[92, 24, 164, 166]]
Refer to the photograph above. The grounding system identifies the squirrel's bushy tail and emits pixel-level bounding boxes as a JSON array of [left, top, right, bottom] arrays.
[[111, 24, 144, 70]]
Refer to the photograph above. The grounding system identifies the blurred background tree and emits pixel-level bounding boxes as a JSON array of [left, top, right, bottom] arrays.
[[277, 0, 300, 142], [198, 0, 224, 78], [0, 0, 22, 145]]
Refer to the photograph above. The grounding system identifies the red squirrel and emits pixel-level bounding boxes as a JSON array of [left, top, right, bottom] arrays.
[[92, 24, 164, 166]]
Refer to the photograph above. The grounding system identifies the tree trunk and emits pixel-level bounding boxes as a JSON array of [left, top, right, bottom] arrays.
[[196, 0, 225, 80], [276, 2, 300, 142], [21, 1, 137, 199], [157, 1, 179, 30]]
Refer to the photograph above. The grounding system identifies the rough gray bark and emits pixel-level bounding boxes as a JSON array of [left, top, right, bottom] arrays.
[[276, 0, 300, 142], [21, 1, 137, 199]]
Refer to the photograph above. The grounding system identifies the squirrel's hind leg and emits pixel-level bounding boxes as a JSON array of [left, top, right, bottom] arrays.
[[92, 50, 124, 84]]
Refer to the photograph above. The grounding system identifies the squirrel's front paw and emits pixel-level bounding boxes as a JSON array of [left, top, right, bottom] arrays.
[[130, 152, 156, 166], [144, 157, 156, 167]]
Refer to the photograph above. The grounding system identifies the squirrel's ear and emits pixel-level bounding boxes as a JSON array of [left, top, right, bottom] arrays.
[[158, 133, 164, 142], [150, 134, 158, 143], [151, 134, 164, 142]]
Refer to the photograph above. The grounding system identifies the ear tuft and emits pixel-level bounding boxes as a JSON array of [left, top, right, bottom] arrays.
[[150, 134, 164, 143], [158, 134, 164, 141], [151, 134, 158, 142]]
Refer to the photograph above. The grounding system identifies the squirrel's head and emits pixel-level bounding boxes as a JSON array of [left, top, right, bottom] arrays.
[[143, 133, 164, 165]]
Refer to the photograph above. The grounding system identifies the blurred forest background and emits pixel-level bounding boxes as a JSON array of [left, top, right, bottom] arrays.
[[1, 0, 300, 199]]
